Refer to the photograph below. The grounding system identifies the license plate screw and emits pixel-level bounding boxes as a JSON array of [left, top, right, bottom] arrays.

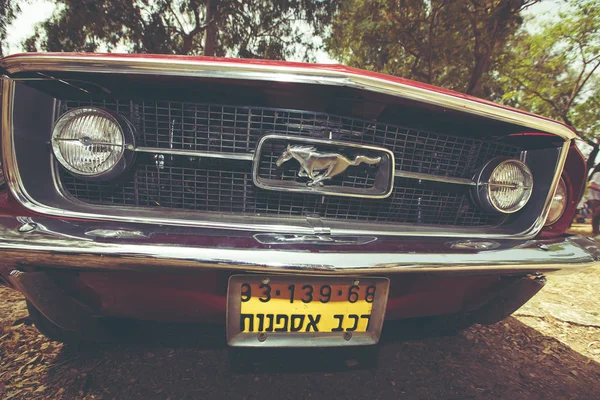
[[261, 277, 270, 284], [343, 332, 352, 341], [257, 332, 267, 342], [353, 280, 360, 285]]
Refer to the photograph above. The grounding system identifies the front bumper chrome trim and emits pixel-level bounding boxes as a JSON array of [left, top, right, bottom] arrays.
[[0, 216, 597, 276]]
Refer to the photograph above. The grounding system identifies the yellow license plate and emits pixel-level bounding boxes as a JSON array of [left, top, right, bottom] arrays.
[[226, 275, 389, 347]]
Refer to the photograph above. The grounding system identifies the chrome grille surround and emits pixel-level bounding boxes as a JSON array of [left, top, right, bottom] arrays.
[[1, 55, 575, 239]]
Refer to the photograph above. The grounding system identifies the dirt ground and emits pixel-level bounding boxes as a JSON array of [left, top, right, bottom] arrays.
[[1, 228, 599, 399]]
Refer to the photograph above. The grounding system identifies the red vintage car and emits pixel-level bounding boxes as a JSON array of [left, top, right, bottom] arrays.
[[0, 53, 597, 346]]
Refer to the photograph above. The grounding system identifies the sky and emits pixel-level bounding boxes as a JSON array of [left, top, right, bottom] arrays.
[[5, 0, 566, 62], [6, 1, 55, 54]]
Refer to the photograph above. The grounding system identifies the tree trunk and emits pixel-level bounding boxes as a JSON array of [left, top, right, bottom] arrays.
[[203, 0, 217, 56], [465, 0, 523, 95], [466, 54, 488, 95]]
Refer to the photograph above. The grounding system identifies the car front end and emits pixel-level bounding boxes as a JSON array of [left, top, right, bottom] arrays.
[[0, 53, 598, 346]]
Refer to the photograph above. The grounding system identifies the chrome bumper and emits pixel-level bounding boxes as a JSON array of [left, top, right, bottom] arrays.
[[0, 216, 598, 276]]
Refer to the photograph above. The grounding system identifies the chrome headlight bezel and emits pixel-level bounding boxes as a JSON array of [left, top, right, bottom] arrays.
[[544, 177, 568, 226], [51, 107, 135, 180], [473, 157, 534, 214]]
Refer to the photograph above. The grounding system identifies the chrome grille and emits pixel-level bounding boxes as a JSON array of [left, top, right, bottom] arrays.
[[56, 99, 521, 227], [60, 157, 503, 227]]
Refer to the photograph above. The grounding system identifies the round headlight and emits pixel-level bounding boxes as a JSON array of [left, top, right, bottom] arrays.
[[473, 157, 534, 214], [52, 107, 134, 179], [545, 177, 567, 226]]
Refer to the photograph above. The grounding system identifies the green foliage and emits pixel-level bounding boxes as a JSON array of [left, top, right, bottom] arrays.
[[19, 0, 600, 150], [497, 0, 600, 142], [25, 0, 339, 60], [325, 0, 599, 158], [325, 0, 537, 96]]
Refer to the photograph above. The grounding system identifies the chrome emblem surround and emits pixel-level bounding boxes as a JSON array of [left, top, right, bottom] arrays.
[[253, 135, 395, 198]]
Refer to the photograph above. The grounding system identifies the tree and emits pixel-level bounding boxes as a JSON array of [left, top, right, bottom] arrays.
[[0, 0, 21, 57], [25, 0, 339, 60], [497, 0, 600, 170], [325, 0, 539, 97]]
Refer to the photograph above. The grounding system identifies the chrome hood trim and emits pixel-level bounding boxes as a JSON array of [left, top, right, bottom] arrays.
[[0, 54, 578, 141]]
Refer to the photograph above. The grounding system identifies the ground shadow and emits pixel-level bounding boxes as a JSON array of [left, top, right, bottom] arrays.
[[38, 317, 600, 399]]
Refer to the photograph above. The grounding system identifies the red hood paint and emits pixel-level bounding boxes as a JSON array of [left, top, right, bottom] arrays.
[[1, 52, 576, 135]]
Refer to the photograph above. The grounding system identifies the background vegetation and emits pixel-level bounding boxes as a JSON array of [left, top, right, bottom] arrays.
[[2, 0, 599, 167]]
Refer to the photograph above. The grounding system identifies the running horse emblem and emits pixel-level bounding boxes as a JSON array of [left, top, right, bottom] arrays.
[[275, 145, 382, 187]]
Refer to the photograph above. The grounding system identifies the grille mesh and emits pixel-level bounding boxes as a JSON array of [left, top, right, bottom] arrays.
[[60, 156, 503, 227], [56, 99, 521, 227]]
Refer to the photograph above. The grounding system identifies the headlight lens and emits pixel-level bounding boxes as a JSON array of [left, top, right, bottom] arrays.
[[545, 178, 567, 226], [487, 160, 534, 213], [473, 157, 534, 214], [52, 108, 128, 178]]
